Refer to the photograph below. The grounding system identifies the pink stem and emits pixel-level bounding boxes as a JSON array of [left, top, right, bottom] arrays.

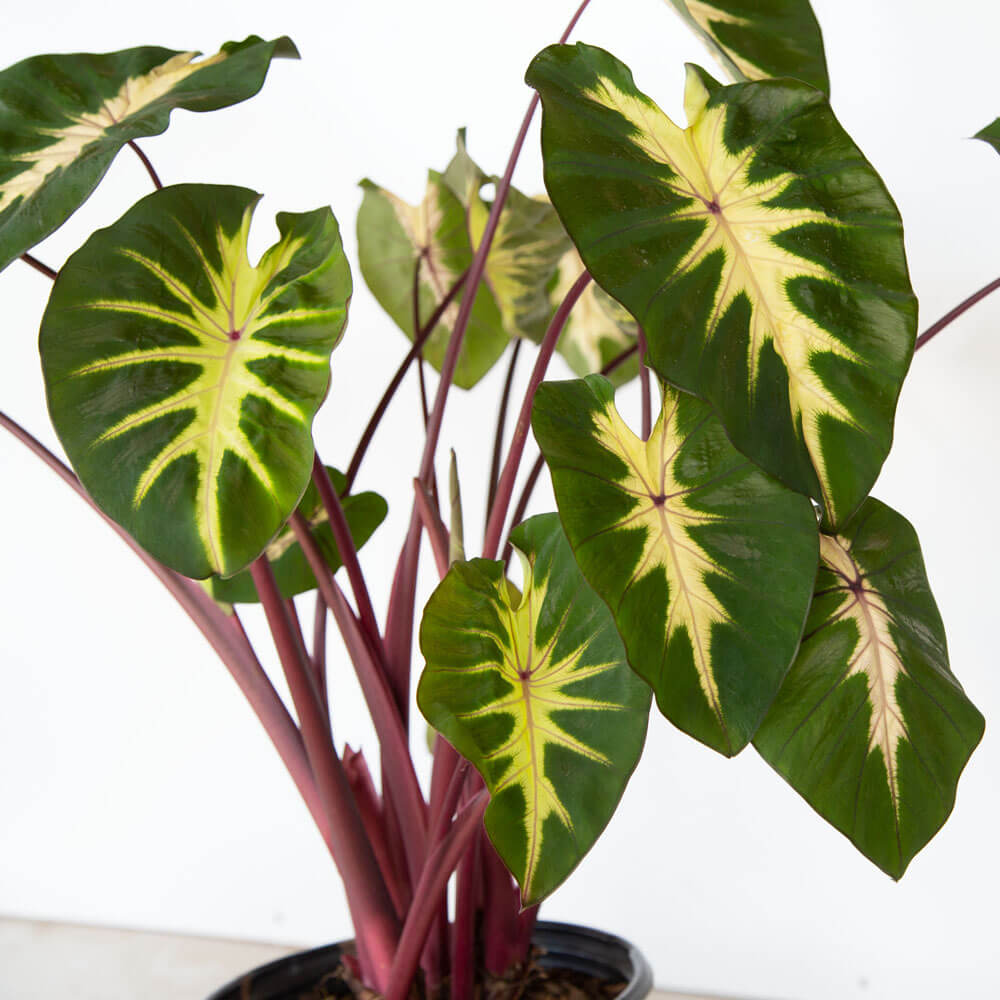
[[915, 274, 1000, 350], [637, 325, 652, 440], [384, 790, 490, 1000], [483, 271, 592, 559], [413, 478, 450, 578], [250, 557, 400, 991], [312, 455, 384, 657], [289, 515, 429, 872]]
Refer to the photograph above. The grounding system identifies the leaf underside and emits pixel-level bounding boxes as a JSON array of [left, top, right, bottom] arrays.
[[755, 499, 984, 878], [418, 513, 650, 905], [533, 375, 818, 755], [208, 467, 387, 603], [526, 45, 917, 530], [665, 0, 830, 94], [40, 183, 351, 579], [0, 35, 297, 272]]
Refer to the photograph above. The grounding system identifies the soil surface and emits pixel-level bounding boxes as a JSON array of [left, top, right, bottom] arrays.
[[301, 950, 627, 1000]]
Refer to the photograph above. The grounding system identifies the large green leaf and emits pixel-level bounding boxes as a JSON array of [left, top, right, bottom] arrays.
[[418, 513, 650, 905], [207, 468, 387, 604], [526, 46, 917, 530], [533, 375, 818, 755], [357, 170, 506, 389], [40, 183, 350, 580], [755, 499, 984, 878], [665, 0, 829, 94], [0, 36, 297, 273]]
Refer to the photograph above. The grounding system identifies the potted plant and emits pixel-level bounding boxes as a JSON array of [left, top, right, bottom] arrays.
[[0, 0, 991, 997]]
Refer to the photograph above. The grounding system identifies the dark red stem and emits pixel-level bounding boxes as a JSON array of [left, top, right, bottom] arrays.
[[384, 790, 489, 1000], [344, 269, 469, 492], [637, 326, 652, 440], [483, 271, 592, 559], [289, 514, 429, 876], [20, 252, 57, 279], [487, 338, 523, 523], [413, 478, 450, 578], [915, 274, 1000, 350], [0, 412, 344, 886], [312, 455, 384, 656], [312, 592, 329, 720], [128, 139, 163, 189], [250, 557, 399, 991]]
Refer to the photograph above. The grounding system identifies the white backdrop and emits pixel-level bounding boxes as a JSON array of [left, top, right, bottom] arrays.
[[2, 2, 998, 998]]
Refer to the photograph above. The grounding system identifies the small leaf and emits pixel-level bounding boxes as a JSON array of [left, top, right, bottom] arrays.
[[665, 0, 829, 94], [208, 468, 387, 603], [357, 171, 506, 389], [40, 183, 350, 579], [0, 36, 297, 272], [418, 513, 650, 905], [527, 45, 917, 529], [533, 375, 818, 755], [754, 499, 985, 878]]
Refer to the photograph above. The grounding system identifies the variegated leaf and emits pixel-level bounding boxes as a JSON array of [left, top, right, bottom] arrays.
[[357, 170, 506, 389], [0, 36, 297, 273], [208, 468, 387, 603], [533, 375, 818, 755], [755, 499, 984, 878], [665, 0, 829, 94], [418, 513, 650, 905], [40, 184, 350, 580], [526, 46, 917, 530]]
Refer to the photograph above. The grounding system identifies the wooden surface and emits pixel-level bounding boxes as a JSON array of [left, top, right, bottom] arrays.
[[0, 916, 730, 999]]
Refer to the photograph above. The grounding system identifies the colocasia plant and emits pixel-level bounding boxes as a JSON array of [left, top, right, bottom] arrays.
[[1, 1, 990, 997]]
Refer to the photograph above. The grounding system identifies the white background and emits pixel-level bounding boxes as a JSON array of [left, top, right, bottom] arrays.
[[2, 2, 999, 998]]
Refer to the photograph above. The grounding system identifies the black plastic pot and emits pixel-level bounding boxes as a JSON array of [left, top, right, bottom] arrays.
[[206, 921, 653, 1000]]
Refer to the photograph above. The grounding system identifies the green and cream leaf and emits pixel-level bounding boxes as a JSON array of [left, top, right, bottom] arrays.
[[665, 0, 829, 94], [755, 499, 984, 878], [208, 468, 387, 604], [357, 169, 506, 389], [526, 45, 917, 529], [0, 36, 297, 272], [40, 183, 350, 580], [418, 513, 650, 904], [533, 375, 818, 755]]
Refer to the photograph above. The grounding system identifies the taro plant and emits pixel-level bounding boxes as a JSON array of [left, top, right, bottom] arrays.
[[0, 1, 989, 997]]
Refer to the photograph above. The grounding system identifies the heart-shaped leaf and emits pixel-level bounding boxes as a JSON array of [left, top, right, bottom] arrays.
[[526, 46, 917, 530], [418, 513, 651, 905], [207, 468, 387, 604], [357, 170, 506, 389], [665, 0, 829, 94], [533, 375, 818, 755], [0, 36, 297, 272], [40, 183, 350, 580], [754, 499, 985, 878]]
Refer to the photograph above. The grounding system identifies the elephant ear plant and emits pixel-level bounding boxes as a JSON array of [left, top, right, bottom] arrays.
[[0, 1, 989, 997]]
